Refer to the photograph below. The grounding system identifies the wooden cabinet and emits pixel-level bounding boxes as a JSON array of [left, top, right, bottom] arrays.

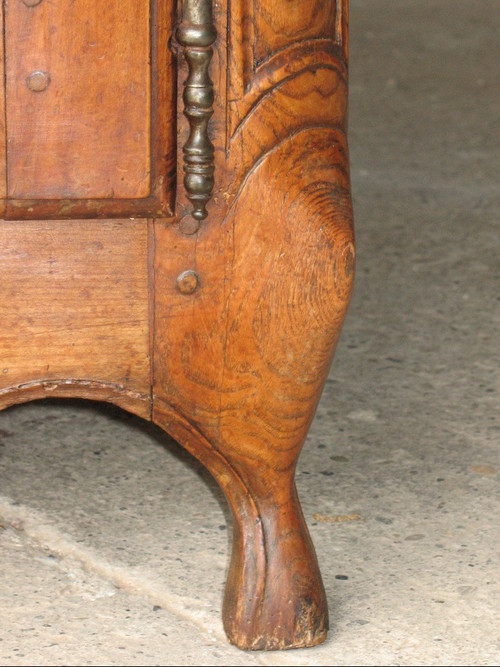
[[0, 0, 355, 651]]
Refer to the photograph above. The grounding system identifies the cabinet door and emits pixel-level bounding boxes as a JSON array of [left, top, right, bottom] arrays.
[[2, 0, 174, 219]]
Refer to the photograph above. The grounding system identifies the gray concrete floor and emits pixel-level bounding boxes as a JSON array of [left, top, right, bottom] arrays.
[[1, 1, 499, 665]]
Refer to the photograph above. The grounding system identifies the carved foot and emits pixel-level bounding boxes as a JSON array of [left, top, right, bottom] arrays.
[[153, 402, 328, 650], [223, 477, 328, 650]]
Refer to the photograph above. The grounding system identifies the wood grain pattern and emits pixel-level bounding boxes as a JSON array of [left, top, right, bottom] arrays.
[[153, 129, 354, 649], [152, 0, 354, 649], [226, 0, 348, 138], [0, 220, 151, 419], [0, 1, 6, 203], [5, 0, 151, 198], [253, 0, 337, 64], [3, 0, 175, 219], [0, 0, 354, 651]]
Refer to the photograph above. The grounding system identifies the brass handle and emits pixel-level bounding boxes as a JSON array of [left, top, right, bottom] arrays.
[[176, 0, 216, 222]]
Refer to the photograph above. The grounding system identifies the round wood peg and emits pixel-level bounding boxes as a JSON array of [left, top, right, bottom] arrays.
[[179, 216, 201, 236], [26, 71, 50, 92], [22, 0, 43, 7], [176, 270, 199, 295]]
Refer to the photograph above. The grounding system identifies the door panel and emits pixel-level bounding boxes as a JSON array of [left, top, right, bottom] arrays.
[[3, 0, 175, 219]]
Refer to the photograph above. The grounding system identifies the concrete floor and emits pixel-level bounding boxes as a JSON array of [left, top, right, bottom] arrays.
[[1, 1, 499, 665]]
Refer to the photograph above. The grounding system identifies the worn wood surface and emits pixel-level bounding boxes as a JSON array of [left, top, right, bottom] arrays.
[[0, 2, 5, 201], [2, 0, 175, 219], [0, 220, 151, 419], [0, 0, 354, 651], [153, 0, 354, 650]]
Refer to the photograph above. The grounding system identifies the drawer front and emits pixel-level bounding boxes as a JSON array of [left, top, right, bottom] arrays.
[[2, 0, 174, 219]]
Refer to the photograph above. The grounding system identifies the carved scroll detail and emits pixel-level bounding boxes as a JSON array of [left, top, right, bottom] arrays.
[[176, 0, 216, 220]]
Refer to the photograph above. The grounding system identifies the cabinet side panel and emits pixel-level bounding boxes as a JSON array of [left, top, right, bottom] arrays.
[[0, 220, 151, 405], [5, 0, 151, 200], [254, 0, 336, 64]]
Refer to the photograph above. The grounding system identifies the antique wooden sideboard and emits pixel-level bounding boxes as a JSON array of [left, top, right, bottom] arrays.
[[0, 0, 355, 651]]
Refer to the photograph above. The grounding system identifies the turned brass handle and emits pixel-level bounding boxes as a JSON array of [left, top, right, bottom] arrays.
[[176, 0, 216, 223]]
